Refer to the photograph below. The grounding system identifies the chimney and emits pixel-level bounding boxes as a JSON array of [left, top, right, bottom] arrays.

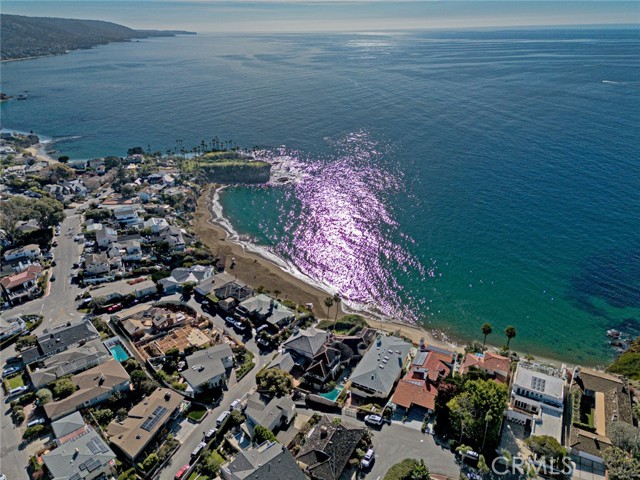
[[99, 373, 105, 385], [320, 426, 328, 438]]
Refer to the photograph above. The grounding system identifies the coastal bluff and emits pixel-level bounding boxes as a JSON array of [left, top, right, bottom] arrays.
[[184, 151, 271, 184], [0, 14, 195, 61]]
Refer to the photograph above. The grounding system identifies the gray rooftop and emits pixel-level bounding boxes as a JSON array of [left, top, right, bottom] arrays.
[[22, 321, 101, 364], [348, 334, 412, 397], [89, 278, 156, 300], [282, 327, 328, 358], [43, 426, 116, 480], [225, 441, 305, 480], [29, 338, 111, 388], [51, 411, 86, 439], [182, 343, 233, 388], [245, 393, 296, 433]]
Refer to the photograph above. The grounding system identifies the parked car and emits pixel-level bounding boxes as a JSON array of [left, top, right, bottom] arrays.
[[364, 414, 383, 426], [205, 428, 217, 440], [52, 240, 58, 247], [27, 418, 45, 427], [2, 365, 23, 377], [106, 303, 123, 313], [230, 399, 242, 411], [175, 465, 190, 480], [225, 316, 235, 326], [50, 275, 56, 281], [361, 448, 375, 469], [51, 260, 57, 267], [255, 325, 269, 334], [190, 442, 207, 460], [5, 355, 23, 365], [216, 411, 230, 427], [9, 385, 29, 397], [233, 320, 247, 332]]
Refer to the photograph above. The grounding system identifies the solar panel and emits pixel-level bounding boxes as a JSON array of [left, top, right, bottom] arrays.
[[531, 376, 546, 392], [153, 406, 167, 417], [86, 459, 102, 472], [412, 352, 428, 366]]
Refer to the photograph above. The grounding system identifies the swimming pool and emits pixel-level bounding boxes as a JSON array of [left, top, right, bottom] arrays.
[[109, 344, 130, 362], [319, 386, 343, 402]]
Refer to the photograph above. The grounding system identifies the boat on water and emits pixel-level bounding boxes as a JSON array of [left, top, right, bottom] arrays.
[[17, 94, 28, 101], [607, 329, 621, 339]]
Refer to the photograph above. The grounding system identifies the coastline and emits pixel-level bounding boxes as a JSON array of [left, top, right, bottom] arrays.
[[194, 185, 574, 369]]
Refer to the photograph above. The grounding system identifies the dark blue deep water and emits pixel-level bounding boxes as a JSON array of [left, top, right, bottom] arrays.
[[2, 29, 639, 364]]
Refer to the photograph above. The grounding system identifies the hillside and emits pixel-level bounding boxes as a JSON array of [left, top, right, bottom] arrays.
[[608, 336, 640, 380], [0, 14, 195, 60]]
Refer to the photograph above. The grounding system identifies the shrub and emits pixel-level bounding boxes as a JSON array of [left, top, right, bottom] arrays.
[[52, 377, 77, 399], [384, 459, 420, 480], [256, 367, 293, 397], [36, 388, 53, 405], [23, 425, 45, 439], [93, 408, 114, 425], [253, 425, 277, 444], [117, 468, 137, 480], [142, 453, 159, 471]]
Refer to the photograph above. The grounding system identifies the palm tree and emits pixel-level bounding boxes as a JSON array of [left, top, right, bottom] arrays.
[[324, 297, 334, 320], [481, 412, 493, 452], [481, 322, 493, 349], [505, 326, 517, 348], [273, 289, 281, 300], [332, 293, 341, 329]]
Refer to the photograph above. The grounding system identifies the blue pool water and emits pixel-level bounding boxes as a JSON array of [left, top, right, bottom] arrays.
[[109, 344, 130, 362], [319, 386, 343, 402]]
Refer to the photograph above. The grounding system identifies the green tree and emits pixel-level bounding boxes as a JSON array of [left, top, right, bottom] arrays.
[[505, 326, 517, 348], [53, 378, 77, 399], [447, 379, 507, 451], [39, 163, 76, 183], [256, 368, 293, 397], [324, 296, 334, 320], [16, 334, 37, 351], [607, 421, 640, 457], [481, 322, 492, 349], [603, 446, 640, 480], [181, 281, 196, 296], [410, 460, 430, 480], [333, 293, 342, 329], [93, 408, 114, 425], [201, 452, 221, 476], [36, 388, 53, 405], [253, 425, 277, 444], [130, 369, 148, 386], [524, 435, 568, 464], [142, 453, 159, 471]]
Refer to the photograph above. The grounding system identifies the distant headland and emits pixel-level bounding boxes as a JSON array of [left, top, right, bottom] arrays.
[[0, 14, 196, 61]]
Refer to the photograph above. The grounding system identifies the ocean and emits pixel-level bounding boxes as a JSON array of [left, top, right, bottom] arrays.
[[2, 28, 639, 365]]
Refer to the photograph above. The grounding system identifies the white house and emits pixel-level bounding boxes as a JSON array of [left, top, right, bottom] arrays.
[[84, 253, 111, 276], [3, 244, 41, 262], [113, 206, 141, 227], [143, 217, 169, 233], [96, 227, 118, 248], [181, 343, 234, 397], [505, 363, 566, 443]]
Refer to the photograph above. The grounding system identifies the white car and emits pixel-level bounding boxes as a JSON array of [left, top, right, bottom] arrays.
[[27, 418, 45, 427], [364, 414, 383, 426], [2, 365, 22, 377], [361, 448, 375, 469], [230, 399, 242, 411], [9, 385, 28, 396]]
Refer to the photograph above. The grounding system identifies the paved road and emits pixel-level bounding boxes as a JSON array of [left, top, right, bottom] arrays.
[[156, 308, 266, 480], [1, 207, 86, 480]]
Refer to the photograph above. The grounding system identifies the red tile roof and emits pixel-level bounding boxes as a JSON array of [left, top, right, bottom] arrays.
[[460, 351, 511, 378], [0, 264, 43, 289], [391, 378, 439, 410]]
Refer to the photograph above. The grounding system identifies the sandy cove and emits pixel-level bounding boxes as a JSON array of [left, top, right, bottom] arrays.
[[192, 185, 574, 370], [193, 185, 465, 354]]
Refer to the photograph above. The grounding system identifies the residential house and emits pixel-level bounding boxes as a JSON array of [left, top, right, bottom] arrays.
[[29, 338, 112, 389], [51, 411, 86, 439], [391, 345, 454, 415], [159, 265, 215, 293], [459, 351, 511, 383], [221, 441, 305, 480], [43, 423, 117, 480], [296, 415, 364, 480], [155, 225, 186, 251], [89, 278, 157, 304], [181, 343, 234, 397], [61, 179, 88, 198], [121, 317, 151, 340], [113, 205, 142, 227], [85, 222, 103, 234], [3, 243, 41, 262], [143, 217, 169, 233], [147, 307, 190, 332], [43, 359, 131, 421], [244, 392, 297, 436], [239, 294, 294, 329], [504, 362, 566, 444], [106, 388, 182, 461], [21, 320, 101, 365], [0, 264, 43, 304], [304, 344, 344, 389], [84, 252, 112, 276], [267, 352, 296, 373], [16, 219, 41, 234], [348, 334, 412, 400], [0, 315, 27, 342], [282, 327, 328, 364], [109, 239, 143, 262], [96, 226, 118, 248], [568, 368, 634, 473], [195, 273, 253, 304]]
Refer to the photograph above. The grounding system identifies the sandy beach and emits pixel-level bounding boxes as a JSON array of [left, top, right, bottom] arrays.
[[193, 185, 467, 354], [193, 185, 575, 369]]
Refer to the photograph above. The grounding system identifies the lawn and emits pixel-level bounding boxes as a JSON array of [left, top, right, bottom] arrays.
[[188, 473, 209, 480], [586, 408, 596, 428], [7, 374, 25, 390], [187, 407, 207, 422]]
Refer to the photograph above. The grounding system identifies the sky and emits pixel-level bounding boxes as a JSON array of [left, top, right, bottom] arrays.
[[2, 1, 639, 33]]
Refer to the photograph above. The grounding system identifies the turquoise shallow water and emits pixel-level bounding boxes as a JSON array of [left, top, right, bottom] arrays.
[[2, 28, 639, 365]]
